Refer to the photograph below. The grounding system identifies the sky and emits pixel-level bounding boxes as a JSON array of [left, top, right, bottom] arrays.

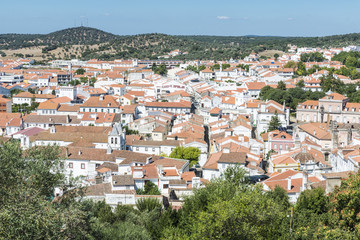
[[1, 0, 360, 37]]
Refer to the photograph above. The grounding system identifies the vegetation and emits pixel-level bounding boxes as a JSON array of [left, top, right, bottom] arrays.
[[12, 101, 39, 113], [136, 198, 162, 212], [4, 27, 360, 61], [122, 126, 139, 135], [0, 27, 117, 50], [300, 52, 325, 62], [0, 141, 87, 239], [169, 146, 201, 167], [268, 112, 281, 131], [75, 68, 86, 75], [136, 181, 161, 195], [152, 63, 167, 75], [186, 65, 206, 73], [259, 85, 325, 110], [3, 144, 360, 239]]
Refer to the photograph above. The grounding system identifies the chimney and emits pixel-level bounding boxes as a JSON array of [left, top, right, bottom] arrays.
[[78, 150, 82, 155], [66, 115, 70, 124], [95, 176, 103, 184], [287, 176, 292, 191], [302, 171, 308, 191], [107, 145, 112, 154], [223, 147, 230, 153]]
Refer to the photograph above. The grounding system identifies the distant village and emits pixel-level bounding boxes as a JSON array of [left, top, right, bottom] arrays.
[[1, 44, 360, 207]]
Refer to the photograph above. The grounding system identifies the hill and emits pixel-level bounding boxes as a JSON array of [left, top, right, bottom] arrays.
[[2, 27, 360, 61], [0, 27, 118, 49]]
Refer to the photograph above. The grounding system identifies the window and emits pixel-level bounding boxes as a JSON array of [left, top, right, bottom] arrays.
[[152, 148, 155, 152], [163, 184, 169, 189], [274, 144, 277, 149], [68, 162, 73, 168], [136, 147, 139, 151], [285, 145, 289, 150], [81, 163, 85, 169], [279, 145, 283, 150], [145, 147, 148, 151], [115, 138, 118, 144], [111, 138, 114, 144]]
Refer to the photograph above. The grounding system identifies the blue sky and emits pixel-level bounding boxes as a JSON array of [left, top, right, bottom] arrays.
[[1, 0, 360, 36]]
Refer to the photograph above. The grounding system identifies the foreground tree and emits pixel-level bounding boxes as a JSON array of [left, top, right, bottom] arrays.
[[0, 141, 89, 239], [164, 165, 289, 240]]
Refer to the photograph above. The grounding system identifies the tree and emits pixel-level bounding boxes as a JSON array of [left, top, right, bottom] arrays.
[[136, 181, 161, 195], [328, 171, 360, 232], [268, 112, 281, 131], [154, 64, 167, 75], [0, 141, 89, 239], [136, 198, 162, 212], [164, 165, 288, 239], [296, 61, 307, 76], [296, 188, 328, 215], [345, 56, 358, 68], [300, 52, 325, 62], [169, 146, 200, 166], [75, 68, 86, 75], [277, 81, 286, 90], [266, 186, 290, 211], [284, 61, 296, 68], [296, 79, 305, 88], [274, 53, 279, 60]]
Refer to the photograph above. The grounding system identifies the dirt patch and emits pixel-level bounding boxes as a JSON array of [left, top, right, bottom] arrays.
[[259, 50, 285, 58]]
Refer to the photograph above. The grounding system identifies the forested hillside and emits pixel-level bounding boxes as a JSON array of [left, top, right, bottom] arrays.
[[2, 27, 360, 60], [0, 27, 118, 49]]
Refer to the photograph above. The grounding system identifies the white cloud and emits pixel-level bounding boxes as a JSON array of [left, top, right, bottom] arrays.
[[288, 17, 294, 21], [217, 16, 230, 20]]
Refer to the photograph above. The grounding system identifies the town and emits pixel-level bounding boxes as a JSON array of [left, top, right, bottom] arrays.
[[0, 44, 359, 205], [3, 41, 360, 238]]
